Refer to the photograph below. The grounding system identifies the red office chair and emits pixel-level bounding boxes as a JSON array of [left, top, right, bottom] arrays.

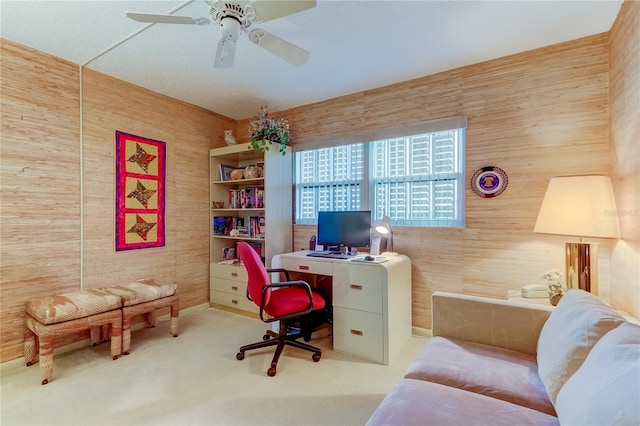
[[235, 241, 326, 376]]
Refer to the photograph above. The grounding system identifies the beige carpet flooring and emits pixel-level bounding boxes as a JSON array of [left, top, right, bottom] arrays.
[[1, 307, 428, 426]]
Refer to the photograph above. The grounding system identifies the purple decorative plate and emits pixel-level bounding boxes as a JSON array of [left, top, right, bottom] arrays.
[[470, 166, 508, 198]]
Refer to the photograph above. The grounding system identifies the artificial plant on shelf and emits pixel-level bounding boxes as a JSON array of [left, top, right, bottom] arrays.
[[248, 105, 289, 155], [542, 269, 566, 306]]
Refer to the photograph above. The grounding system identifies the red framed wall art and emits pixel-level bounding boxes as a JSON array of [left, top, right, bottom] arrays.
[[115, 131, 166, 251]]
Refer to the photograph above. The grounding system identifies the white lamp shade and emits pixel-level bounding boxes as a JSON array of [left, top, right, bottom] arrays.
[[534, 175, 620, 239]]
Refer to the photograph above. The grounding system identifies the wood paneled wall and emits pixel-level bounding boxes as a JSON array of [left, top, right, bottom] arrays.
[[1, 3, 638, 362], [609, 0, 640, 319], [0, 39, 234, 362]]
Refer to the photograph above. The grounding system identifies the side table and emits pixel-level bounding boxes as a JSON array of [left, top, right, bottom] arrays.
[[506, 290, 552, 306]]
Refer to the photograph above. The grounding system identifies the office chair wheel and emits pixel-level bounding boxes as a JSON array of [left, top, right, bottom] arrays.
[[312, 353, 321, 362], [267, 367, 277, 377], [262, 334, 270, 341], [236, 352, 245, 361]]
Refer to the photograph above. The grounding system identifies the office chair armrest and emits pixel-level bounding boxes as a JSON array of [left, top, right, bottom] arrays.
[[266, 268, 291, 282], [259, 280, 315, 322]]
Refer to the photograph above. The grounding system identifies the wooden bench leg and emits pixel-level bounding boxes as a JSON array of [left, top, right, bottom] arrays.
[[24, 327, 37, 366], [39, 335, 55, 385], [122, 312, 132, 355], [108, 313, 122, 359], [170, 299, 179, 337]]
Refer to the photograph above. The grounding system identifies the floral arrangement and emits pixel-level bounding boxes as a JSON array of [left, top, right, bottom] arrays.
[[248, 105, 289, 155], [542, 269, 565, 296]]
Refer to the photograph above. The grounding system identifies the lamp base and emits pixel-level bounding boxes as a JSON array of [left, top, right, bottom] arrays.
[[565, 242, 598, 294]]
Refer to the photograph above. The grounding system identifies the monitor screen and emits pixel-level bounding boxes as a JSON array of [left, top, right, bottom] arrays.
[[317, 210, 371, 249]]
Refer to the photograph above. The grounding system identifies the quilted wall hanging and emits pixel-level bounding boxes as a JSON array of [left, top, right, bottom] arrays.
[[115, 131, 166, 251]]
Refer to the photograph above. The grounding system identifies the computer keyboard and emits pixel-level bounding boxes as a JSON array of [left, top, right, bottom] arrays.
[[306, 251, 354, 259]]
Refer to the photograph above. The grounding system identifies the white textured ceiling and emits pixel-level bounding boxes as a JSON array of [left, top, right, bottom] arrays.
[[0, 0, 623, 120]]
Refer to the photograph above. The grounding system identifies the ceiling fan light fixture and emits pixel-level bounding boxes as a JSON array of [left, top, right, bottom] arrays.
[[220, 17, 241, 41]]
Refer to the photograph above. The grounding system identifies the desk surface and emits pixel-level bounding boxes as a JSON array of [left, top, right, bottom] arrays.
[[274, 250, 408, 269]]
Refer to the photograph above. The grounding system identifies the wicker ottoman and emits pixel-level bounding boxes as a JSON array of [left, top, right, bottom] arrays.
[[24, 289, 123, 385], [104, 279, 179, 355]]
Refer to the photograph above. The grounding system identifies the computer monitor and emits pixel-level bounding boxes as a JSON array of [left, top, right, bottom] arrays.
[[317, 210, 371, 251]]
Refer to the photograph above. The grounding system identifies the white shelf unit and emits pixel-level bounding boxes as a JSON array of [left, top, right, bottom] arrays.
[[209, 143, 292, 314]]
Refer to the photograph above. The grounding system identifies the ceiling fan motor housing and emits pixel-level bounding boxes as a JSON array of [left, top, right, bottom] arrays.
[[220, 17, 242, 41]]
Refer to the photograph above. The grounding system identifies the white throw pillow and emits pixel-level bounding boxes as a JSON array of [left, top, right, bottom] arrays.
[[555, 322, 640, 425], [536, 289, 626, 403]]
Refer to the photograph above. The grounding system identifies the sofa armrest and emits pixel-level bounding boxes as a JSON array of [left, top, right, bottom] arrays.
[[432, 291, 554, 355]]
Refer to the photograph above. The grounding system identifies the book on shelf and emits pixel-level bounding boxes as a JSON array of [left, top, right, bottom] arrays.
[[228, 186, 264, 209], [258, 216, 266, 238], [213, 216, 238, 236]]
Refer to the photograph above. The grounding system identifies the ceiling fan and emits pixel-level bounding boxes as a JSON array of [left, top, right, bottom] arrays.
[[126, 0, 316, 68]]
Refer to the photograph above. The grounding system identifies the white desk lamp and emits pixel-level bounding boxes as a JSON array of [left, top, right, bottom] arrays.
[[534, 175, 620, 294], [374, 216, 394, 254]]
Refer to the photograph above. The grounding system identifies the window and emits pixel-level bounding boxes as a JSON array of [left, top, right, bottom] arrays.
[[294, 122, 466, 228]]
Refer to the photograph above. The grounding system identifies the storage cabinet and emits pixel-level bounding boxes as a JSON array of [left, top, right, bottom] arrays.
[[332, 256, 412, 364], [209, 143, 292, 314]]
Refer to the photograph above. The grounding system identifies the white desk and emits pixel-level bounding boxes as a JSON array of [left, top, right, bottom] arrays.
[[272, 251, 412, 365]]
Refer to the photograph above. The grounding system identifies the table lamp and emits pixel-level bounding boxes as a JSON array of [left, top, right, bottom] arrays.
[[374, 216, 394, 253], [534, 175, 620, 294]]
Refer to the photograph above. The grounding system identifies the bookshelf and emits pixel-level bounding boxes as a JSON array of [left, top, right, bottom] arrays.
[[209, 143, 292, 314]]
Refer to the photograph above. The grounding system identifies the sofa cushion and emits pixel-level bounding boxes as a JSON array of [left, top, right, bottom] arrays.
[[536, 289, 626, 403], [554, 322, 640, 425], [25, 289, 122, 324], [103, 279, 177, 306], [404, 336, 555, 415], [366, 379, 560, 426]]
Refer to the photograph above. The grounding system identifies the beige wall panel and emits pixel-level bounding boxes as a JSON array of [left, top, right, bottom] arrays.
[[609, 1, 640, 319], [1, 41, 82, 360], [362, 70, 464, 131]]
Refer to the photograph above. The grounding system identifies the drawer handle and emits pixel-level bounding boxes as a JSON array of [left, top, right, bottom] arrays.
[[350, 329, 363, 336], [231, 299, 238, 305], [231, 286, 238, 291], [350, 284, 363, 290], [299, 265, 310, 271], [231, 272, 238, 277]]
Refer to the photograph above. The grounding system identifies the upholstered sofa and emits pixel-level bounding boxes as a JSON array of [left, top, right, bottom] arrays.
[[367, 290, 640, 425]]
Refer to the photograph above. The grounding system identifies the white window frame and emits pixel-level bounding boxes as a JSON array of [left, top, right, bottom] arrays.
[[294, 120, 466, 228]]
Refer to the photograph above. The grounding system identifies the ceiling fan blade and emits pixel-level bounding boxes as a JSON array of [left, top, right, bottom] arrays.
[[214, 39, 237, 68], [126, 12, 210, 25], [249, 0, 316, 23], [248, 29, 310, 66]]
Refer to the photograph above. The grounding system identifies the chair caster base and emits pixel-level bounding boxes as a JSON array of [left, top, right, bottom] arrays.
[[41, 379, 48, 385], [312, 353, 321, 362], [236, 352, 245, 360], [267, 367, 276, 377]]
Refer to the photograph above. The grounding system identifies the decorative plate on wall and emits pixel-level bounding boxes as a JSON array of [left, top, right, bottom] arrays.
[[470, 166, 508, 198]]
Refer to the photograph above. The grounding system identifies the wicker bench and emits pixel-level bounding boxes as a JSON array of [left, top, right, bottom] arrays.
[[103, 279, 179, 355], [24, 279, 179, 385], [24, 289, 123, 385]]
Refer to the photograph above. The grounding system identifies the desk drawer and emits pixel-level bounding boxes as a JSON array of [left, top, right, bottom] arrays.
[[333, 307, 383, 364], [210, 263, 248, 282], [333, 264, 383, 313], [211, 290, 258, 314], [279, 257, 333, 276]]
